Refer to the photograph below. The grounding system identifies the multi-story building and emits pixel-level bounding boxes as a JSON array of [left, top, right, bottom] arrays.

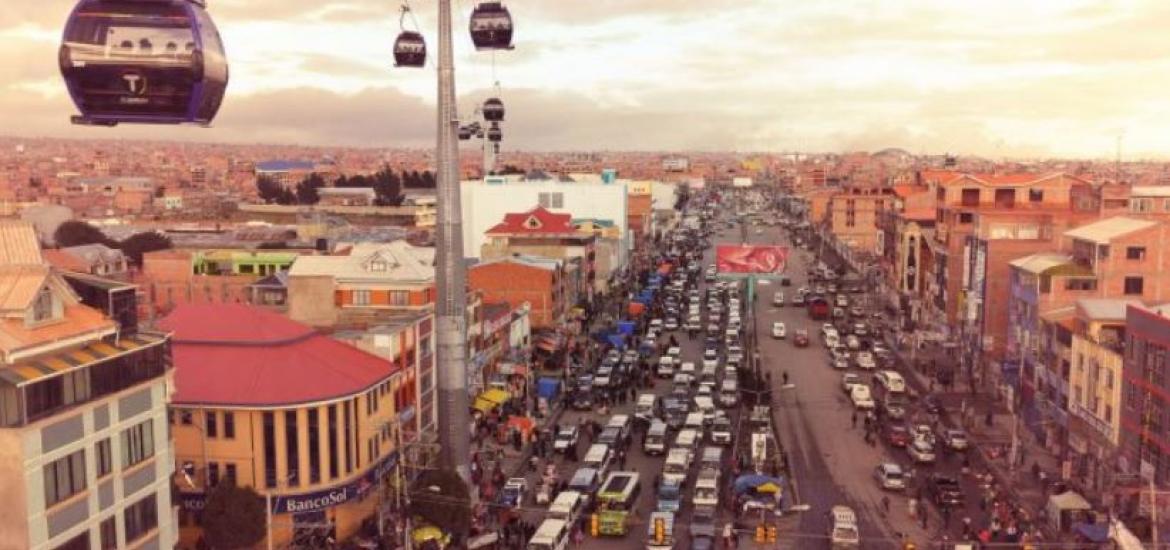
[[1063, 217, 1170, 301], [481, 206, 599, 298], [1119, 303, 1170, 488], [139, 249, 301, 316], [286, 241, 435, 328], [825, 184, 894, 255], [42, 244, 129, 280], [1067, 299, 1135, 492], [0, 221, 176, 550], [160, 304, 420, 549], [468, 255, 580, 330]]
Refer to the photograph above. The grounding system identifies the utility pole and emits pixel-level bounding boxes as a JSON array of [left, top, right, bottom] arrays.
[[434, 0, 472, 486]]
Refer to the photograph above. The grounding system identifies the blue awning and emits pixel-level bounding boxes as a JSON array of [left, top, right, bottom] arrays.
[[1073, 523, 1109, 543], [537, 378, 560, 399]]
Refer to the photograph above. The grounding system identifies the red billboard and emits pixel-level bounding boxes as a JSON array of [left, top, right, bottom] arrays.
[[716, 245, 788, 275]]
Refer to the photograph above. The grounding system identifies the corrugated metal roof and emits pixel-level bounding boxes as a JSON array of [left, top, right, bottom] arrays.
[[0, 221, 44, 265], [1009, 253, 1073, 275], [0, 265, 49, 311], [1064, 217, 1158, 244]]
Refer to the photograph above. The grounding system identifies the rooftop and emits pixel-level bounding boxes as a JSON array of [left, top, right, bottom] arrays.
[[1064, 217, 1158, 244], [486, 205, 578, 236], [256, 160, 316, 172], [159, 304, 400, 407], [1009, 253, 1074, 275], [1077, 298, 1144, 322], [289, 240, 435, 283]]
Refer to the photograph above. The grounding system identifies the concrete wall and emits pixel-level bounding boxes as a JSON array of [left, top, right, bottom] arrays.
[[287, 274, 339, 327]]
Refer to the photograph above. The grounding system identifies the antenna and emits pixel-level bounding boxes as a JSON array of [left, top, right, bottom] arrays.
[[1115, 131, 1124, 185]]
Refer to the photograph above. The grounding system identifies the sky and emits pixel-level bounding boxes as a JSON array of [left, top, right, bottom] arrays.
[[3, 0, 1170, 157]]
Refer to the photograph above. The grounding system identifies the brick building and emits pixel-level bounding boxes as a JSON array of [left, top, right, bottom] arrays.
[[468, 256, 580, 329]]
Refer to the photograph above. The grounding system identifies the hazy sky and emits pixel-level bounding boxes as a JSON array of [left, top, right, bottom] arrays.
[[3, 0, 1170, 157]]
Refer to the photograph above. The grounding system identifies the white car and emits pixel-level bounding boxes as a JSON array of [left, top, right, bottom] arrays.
[[907, 440, 936, 463], [667, 346, 682, 358], [845, 334, 861, 351], [771, 322, 787, 339], [772, 292, 785, 306], [874, 463, 906, 491], [664, 318, 679, 331], [855, 352, 876, 370], [841, 373, 863, 394], [850, 385, 875, 409]]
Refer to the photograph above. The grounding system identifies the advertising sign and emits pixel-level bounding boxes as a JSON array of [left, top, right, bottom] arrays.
[[715, 245, 788, 275]]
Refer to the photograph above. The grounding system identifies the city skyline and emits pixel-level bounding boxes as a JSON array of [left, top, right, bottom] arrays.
[[3, 1, 1170, 157]]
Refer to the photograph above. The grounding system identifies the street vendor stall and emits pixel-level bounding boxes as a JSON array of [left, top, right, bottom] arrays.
[[472, 388, 510, 413]]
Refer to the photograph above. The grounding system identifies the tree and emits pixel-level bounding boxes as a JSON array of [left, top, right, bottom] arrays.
[[373, 169, 403, 206], [410, 468, 471, 538], [201, 481, 267, 549], [54, 220, 114, 248], [295, 173, 325, 205], [119, 231, 172, 266], [255, 175, 287, 204]]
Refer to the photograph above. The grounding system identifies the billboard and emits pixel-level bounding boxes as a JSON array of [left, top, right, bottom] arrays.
[[732, 177, 753, 188], [716, 245, 788, 275]]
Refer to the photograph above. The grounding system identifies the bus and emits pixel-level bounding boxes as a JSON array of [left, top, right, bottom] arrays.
[[596, 471, 641, 536]]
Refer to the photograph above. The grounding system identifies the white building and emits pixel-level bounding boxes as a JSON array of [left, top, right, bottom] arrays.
[[0, 221, 176, 550], [461, 175, 631, 266]]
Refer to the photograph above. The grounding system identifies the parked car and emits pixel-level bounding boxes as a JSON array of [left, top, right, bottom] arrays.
[[940, 429, 970, 451], [771, 322, 787, 339]]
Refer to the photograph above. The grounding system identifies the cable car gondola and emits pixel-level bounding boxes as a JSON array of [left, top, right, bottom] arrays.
[[482, 97, 504, 122], [59, 0, 229, 126], [469, 1, 514, 51], [394, 31, 427, 68], [487, 122, 502, 142]]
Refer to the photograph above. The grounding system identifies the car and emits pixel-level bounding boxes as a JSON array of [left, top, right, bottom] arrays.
[[847, 380, 874, 406], [793, 329, 810, 347], [791, 294, 806, 306], [598, 426, 624, 448], [727, 345, 744, 364], [845, 334, 861, 351], [771, 322, 787, 339], [772, 292, 785, 306], [853, 322, 869, 337], [881, 396, 907, 420], [855, 351, 876, 370], [874, 462, 906, 491], [839, 372, 862, 394], [706, 323, 721, 336], [554, 426, 580, 454], [849, 306, 864, 318], [831, 356, 850, 370], [571, 387, 594, 410], [657, 479, 683, 513], [709, 416, 733, 445], [500, 478, 528, 508], [657, 357, 676, 378], [912, 424, 937, 447], [907, 440, 936, 463], [927, 473, 965, 507], [884, 423, 911, 447], [940, 429, 970, 451], [836, 295, 849, 308], [664, 318, 679, 331], [921, 394, 944, 415], [667, 346, 683, 358]]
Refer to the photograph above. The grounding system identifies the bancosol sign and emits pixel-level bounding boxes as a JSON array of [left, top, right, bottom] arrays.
[[282, 489, 352, 514]]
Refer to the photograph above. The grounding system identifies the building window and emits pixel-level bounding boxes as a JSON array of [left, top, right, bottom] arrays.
[[262, 412, 276, 488], [123, 493, 158, 543], [343, 403, 353, 474], [224, 463, 237, 484], [1125, 276, 1145, 295], [208, 462, 220, 487], [328, 405, 340, 480], [308, 408, 321, 484], [1028, 189, 1044, 202], [958, 213, 974, 224], [100, 516, 117, 549], [50, 532, 89, 550], [352, 399, 362, 469], [121, 420, 154, 469], [180, 410, 192, 425], [369, 261, 387, 272], [205, 411, 217, 438], [960, 188, 980, 206], [96, 438, 113, 478], [353, 290, 371, 306], [223, 412, 235, 439], [285, 410, 300, 487], [1064, 278, 1098, 291], [32, 287, 54, 323], [391, 291, 409, 306], [1127, 247, 1147, 260], [538, 192, 564, 209], [44, 449, 87, 507]]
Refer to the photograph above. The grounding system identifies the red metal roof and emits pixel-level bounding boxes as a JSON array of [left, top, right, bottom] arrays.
[[485, 205, 576, 235], [159, 304, 399, 407]]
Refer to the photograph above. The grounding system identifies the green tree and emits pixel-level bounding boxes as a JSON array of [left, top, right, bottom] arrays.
[[255, 175, 286, 204], [410, 469, 471, 538], [119, 231, 172, 266], [201, 481, 267, 550], [54, 220, 114, 248], [373, 169, 403, 206], [295, 173, 325, 205]]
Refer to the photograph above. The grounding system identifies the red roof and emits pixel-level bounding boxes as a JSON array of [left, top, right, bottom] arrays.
[[485, 205, 576, 235], [158, 304, 399, 407]]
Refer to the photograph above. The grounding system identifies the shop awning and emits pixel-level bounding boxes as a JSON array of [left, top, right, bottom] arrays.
[[472, 388, 510, 412], [0, 332, 166, 387], [506, 415, 535, 435]]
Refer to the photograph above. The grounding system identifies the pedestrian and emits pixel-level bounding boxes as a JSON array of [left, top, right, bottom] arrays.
[[851, 411, 858, 428], [881, 495, 890, 514]]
